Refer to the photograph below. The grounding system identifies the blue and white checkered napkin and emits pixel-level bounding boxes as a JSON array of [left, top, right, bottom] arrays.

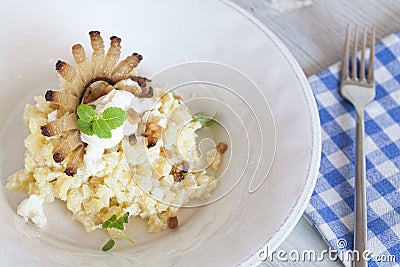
[[305, 31, 400, 267]]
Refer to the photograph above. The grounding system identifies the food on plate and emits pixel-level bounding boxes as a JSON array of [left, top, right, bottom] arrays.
[[6, 31, 227, 250]]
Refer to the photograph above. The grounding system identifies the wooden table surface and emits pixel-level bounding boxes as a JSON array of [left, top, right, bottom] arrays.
[[232, 0, 400, 266]]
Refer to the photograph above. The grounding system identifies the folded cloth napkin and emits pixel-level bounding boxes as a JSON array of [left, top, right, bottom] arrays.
[[305, 31, 400, 267]]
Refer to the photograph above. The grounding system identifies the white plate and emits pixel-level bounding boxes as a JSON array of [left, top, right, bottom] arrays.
[[0, 0, 321, 266]]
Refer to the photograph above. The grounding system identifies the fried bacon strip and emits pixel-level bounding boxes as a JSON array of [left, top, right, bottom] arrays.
[[40, 113, 77, 137], [56, 60, 84, 97], [45, 90, 79, 110], [53, 130, 81, 163], [64, 145, 85, 176], [72, 44, 93, 84], [103, 36, 122, 77], [89, 31, 105, 77], [129, 75, 149, 87], [111, 53, 142, 83]]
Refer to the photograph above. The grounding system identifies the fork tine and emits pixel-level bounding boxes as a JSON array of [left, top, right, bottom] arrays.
[[367, 27, 375, 83], [352, 25, 359, 79], [342, 25, 351, 80], [360, 27, 367, 80]]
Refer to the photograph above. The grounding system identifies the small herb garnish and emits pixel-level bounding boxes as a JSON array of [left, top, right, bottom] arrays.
[[76, 104, 128, 139], [193, 112, 219, 129], [101, 212, 133, 251]]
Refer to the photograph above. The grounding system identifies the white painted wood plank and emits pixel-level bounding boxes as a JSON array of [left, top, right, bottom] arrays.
[[233, 0, 400, 76]]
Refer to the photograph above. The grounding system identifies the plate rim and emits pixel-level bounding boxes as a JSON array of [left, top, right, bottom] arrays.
[[218, 0, 322, 264]]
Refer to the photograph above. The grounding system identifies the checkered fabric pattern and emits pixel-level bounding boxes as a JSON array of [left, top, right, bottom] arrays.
[[305, 31, 400, 267]]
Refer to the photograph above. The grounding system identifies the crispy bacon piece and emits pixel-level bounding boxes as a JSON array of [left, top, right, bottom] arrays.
[[40, 113, 77, 137], [72, 44, 93, 84], [45, 90, 79, 110], [147, 136, 158, 148], [216, 142, 228, 154], [173, 172, 184, 182], [53, 130, 82, 163], [129, 75, 150, 87], [89, 31, 105, 77], [55, 60, 84, 97], [64, 145, 85, 176], [111, 53, 142, 83], [168, 216, 178, 229], [170, 164, 186, 182], [103, 36, 122, 77], [180, 161, 189, 173]]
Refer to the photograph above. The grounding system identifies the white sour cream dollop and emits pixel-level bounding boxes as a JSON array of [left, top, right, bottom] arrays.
[[81, 89, 134, 150]]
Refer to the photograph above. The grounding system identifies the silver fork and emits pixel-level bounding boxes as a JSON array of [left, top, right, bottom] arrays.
[[340, 25, 375, 267]]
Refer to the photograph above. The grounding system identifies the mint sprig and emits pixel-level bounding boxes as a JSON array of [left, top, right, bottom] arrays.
[[193, 112, 219, 129], [92, 119, 112, 138], [76, 104, 128, 139], [77, 104, 96, 122], [101, 107, 129, 129], [101, 212, 133, 251]]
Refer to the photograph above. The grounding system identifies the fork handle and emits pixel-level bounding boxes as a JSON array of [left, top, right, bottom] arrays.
[[354, 108, 367, 267]]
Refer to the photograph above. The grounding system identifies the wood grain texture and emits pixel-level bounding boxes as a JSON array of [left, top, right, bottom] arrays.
[[231, 0, 400, 266], [233, 0, 400, 76]]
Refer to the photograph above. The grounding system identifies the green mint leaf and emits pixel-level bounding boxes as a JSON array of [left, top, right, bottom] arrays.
[[102, 239, 115, 251], [89, 104, 96, 110], [193, 112, 205, 121], [101, 107, 128, 130], [93, 119, 112, 138], [109, 214, 118, 222], [102, 221, 111, 229], [114, 221, 124, 231], [77, 104, 97, 122], [76, 119, 94, 135], [101, 213, 130, 231], [193, 112, 219, 129], [122, 212, 129, 223], [102, 214, 117, 229], [113, 212, 129, 230], [193, 115, 207, 124], [204, 113, 219, 127], [101, 213, 132, 251]]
